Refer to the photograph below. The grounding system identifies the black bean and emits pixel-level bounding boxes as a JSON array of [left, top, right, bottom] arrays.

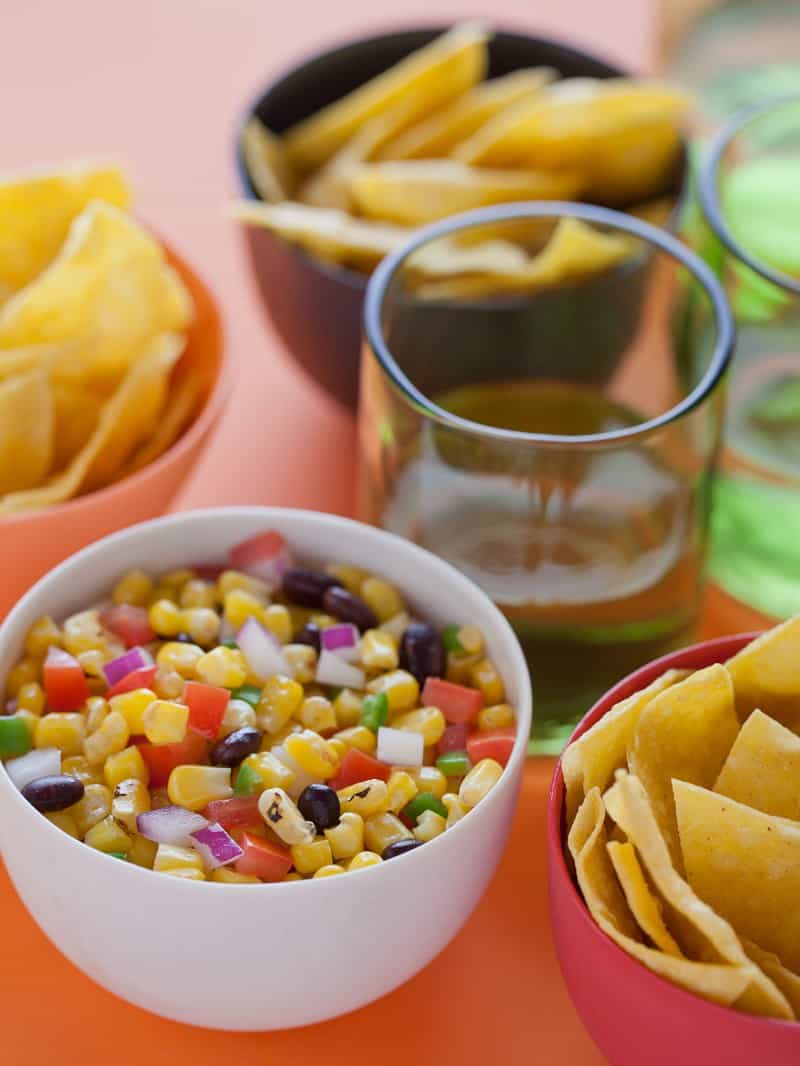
[[382, 839, 424, 861], [282, 568, 342, 608], [298, 783, 340, 831], [400, 622, 445, 685], [295, 622, 322, 653], [322, 586, 378, 632], [22, 775, 84, 812], [210, 726, 262, 767]]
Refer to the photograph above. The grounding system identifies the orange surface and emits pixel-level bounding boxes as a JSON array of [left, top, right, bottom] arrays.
[[0, 2, 692, 1064]]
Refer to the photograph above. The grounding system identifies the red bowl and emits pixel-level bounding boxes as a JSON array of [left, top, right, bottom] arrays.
[[547, 633, 800, 1066]]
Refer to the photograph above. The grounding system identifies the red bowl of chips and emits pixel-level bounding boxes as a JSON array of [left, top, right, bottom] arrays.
[[547, 633, 800, 1066]]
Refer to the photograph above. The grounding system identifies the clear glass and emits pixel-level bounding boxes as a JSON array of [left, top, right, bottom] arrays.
[[694, 96, 800, 619], [359, 203, 733, 754]]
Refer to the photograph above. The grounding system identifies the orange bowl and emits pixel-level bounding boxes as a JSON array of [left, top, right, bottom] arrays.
[[0, 244, 229, 619]]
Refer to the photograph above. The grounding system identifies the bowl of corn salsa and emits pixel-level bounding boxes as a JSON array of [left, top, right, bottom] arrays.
[[0, 508, 531, 1029]]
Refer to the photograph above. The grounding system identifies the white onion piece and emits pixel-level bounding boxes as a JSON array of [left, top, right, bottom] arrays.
[[237, 616, 289, 680], [316, 650, 365, 689], [5, 747, 61, 790], [137, 806, 209, 845], [321, 623, 359, 662], [377, 726, 424, 768], [380, 612, 410, 641]]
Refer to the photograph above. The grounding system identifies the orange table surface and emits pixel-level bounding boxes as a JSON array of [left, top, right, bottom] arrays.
[[0, 2, 747, 1064]]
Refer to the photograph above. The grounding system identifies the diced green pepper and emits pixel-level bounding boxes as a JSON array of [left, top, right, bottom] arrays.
[[0, 716, 32, 759], [436, 750, 471, 777], [441, 624, 464, 653], [221, 639, 239, 650], [360, 692, 389, 733], [234, 762, 261, 797], [402, 791, 448, 824], [327, 687, 343, 700], [107, 852, 128, 861], [230, 683, 262, 708]]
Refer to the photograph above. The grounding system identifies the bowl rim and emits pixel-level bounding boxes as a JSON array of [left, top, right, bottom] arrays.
[[0, 505, 532, 893], [0, 242, 232, 528], [547, 630, 800, 1031]]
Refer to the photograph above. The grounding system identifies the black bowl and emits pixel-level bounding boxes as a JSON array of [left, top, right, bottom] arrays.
[[236, 26, 628, 410]]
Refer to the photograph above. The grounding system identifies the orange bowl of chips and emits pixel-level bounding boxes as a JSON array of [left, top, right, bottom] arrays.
[[548, 628, 800, 1066]]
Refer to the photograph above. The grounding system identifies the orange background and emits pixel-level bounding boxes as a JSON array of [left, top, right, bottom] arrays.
[[0, 3, 751, 1064]]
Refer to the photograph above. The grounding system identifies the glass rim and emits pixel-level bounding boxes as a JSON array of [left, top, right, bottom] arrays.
[[362, 201, 735, 448], [699, 93, 800, 298]]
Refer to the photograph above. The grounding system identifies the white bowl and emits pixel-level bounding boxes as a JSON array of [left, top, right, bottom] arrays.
[[0, 507, 532, 1030]]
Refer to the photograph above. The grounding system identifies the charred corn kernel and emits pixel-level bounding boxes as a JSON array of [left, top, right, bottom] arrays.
[[109, 688, 155, 734], [257, 675, 303, 734], [291, 836, 333, 875], [460, 758, 503, 807], [283, 872, 303, 882], [297, 695, 336, 733], [348, 850, 383, 871], [478, 703, 515, 731], [17, 681, 45, 716], [77, 648, 107, 679], [364, 812, 412, 854], [25, 615, 62, 657], [443, 792, 468, 827], [168, 765, 232, 810], [285, 729, 338, 779], [217, 569, 270, 600], [386, 771, 418, 814], [7, 658, 40, 696], [325, 563, 367, 594], [160, 568, 195, 591], [213, 867, 260, 884], [313, 864, 345, 878], [183, 607, 220, 646], [45, 811, 78, 838], [446, 650, 482, 685], [71, 783, 112, 835], [105, 746, 149, 789], [85, 815, 132, 854], [469, 658, 505, 705], [379, 611, 410, 641], [241, 751, 295, 791], [156, 641, 204, 677], [283, 643, 316, 684], [258, 719, 300, 750], [12, 710, 38, 742], [111, 778, 151, 832], [327, 738, 347, 762], [154, 668, 186, 700], [261, 604, 292, 645], [414, 810, 446, 842], [143, 700, 188, 745], [324, 811, 364, 860], [360, 629, 398, 671], [224, 588, 267, 629], [196, 645, 247, 689], [360, 577, 404, 623], [258, 787, 315, 845], [337, 779, 389, 817], [367, 670, 418, 711], [62, 755, 103, 786], [149, 599, 185, 637], [406, 765, 447, 799], [150, 787, 171, 810], [154, 843, 204, 873], [333, 688, 363, 729], [218, 698, 257, 738], [35, 713, 86, 757], [161, 867, 206, 881], [127, 834, 158, 869], [180, 579, 218, 609], [112, 569, 153, 606], [391, 707, 446, 747]]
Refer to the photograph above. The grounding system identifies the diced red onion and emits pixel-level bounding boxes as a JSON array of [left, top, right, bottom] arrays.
[[321, 623, 359, 662], [190, 822, 243, 870], [5, 747, 61, 790], [376, 726, 424, 768], [137, 806, 209, 845], [103, 646, 153, 687], [315, 650, 365, 689], [237, 616, 289, 680]]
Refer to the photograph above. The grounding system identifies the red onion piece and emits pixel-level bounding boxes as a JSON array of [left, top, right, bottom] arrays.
[[190, 822, 243, 870]]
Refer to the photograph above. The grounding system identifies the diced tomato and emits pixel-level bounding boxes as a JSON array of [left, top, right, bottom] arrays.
[[137, 732, 208, 788], [106, 664, 157, 699], [229, 823, 267, 844], [43, 647, 90, 711], [204, 796, 261, 830], [466, 727, 516, 768], [228, 530, 291, 583], [436, 722, 469, 757], [184, 681, 230, 739], [328, 747, 391, 791], [193, 564, 225, 582], [101, 605, 155, 649], [422, 677, 483, 724], [235, 832, 292, 881]]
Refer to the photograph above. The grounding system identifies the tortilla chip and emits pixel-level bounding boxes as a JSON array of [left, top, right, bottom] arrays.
[[0, 343, 62, 380], [52, 383, 104, 471], [674, 779, 800, 976], [607, 841, 683, 956], [116, 373, 200, 478], [741, 939, 800, 1019], [241, 117, 293, 203], [627, 664, 739, 870], [725, 616, 800, 728], [714, 709, 800, 820], [0, 368, 53, 494]]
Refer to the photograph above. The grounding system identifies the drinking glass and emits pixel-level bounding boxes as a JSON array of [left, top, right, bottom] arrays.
[[358, 203, 734, 753], [697, 95, 800, 619]]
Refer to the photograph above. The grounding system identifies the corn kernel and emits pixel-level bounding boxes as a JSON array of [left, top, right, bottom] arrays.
[[257, 787, 315, 845], [84, 815, 132, 854], [217, 569, 270, 600], [46, 811, 79, 838], [455, 624, 484, 656], [112, 569, 154, 606], [77, 648, 109, 680], [259, 720, 301, 751], [386, 770, 418, 814], [360, 577, 404, 623], [180, 579, 218, 609], [153, 843, 204, 873], [364, 811, 412, 854], [322, 811, 364, 860], [168, 765, 232, 810], [309, 613, 338, 629], [150, 787, 171, 810], [104, 746, 150, 789], [284, 729, 338, 779], [337, 779, 389, 818], [128, 834, 158, 869], [24, 615, 62, 658], [160, 568, 195, 591], [446, 650, 483, 685], [150, 584, 178, 605], [161, 867, 206, 881], [17, 681, 45, 716], [62, 610, 107, 656], [313, 864, 345, 878], [283, 644, 317, 684], [333, 688, 363, 729], [35, 713, 86, 757], [153, 668, 185, 700], [241, 751, 295, 792], [156, 641, 204, 678], [287, 606, 314, 633], [7, 658, 40, 696], [443, 792, 468, 828], [414, 810, 446, 842], [379, 611, 410, 642], [348, 851, 383, 871], [297, 695, 336, 733], [71, 783, 112, 835], [212, 867, 260, 884], [111, 777, 151, 832], [182, 607, 220, 647], [391, 707, 446, 747], [149, 599, 185, 638], [406, 766, 446, 799], [11, 710, 38, 742], [477, 703, 515, 731], [283, 872, 304, 882], [325, 564, 367, 594], [256, 675, 303, 734], [469, 658, 505, 705], [219, 698, 257, 738], [261, 604, 291, 645], [327, 738, 347, 762], [291, 836, 333, 875], [223, 588, 266, 630], [360, 629, 399, 672], [142, 700, 189, 745], [62, 755, 103, 786], [459, 758, 503, 807], [109, 688, 155, 734], [367, 670, 419, 711], [196, 646, 247, 689]]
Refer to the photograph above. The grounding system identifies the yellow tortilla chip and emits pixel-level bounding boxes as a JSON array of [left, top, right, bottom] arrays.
[[741, 939, 800, 1019], [725, 617, 800, 728], [241, 118, 293, 203], [0, 161, 130, 300], [714, 709, 800, 820], [674, 779, 800, 976], [607, 841, 683, 957], [116, 373, 200, 478], [284, 23, 490, 171], [51, 383, 104, 471], [562, 668, 687, 826], [568, 788, 752, 1008], [0, 368, 53, 494], [627, 664, 739, 870]]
